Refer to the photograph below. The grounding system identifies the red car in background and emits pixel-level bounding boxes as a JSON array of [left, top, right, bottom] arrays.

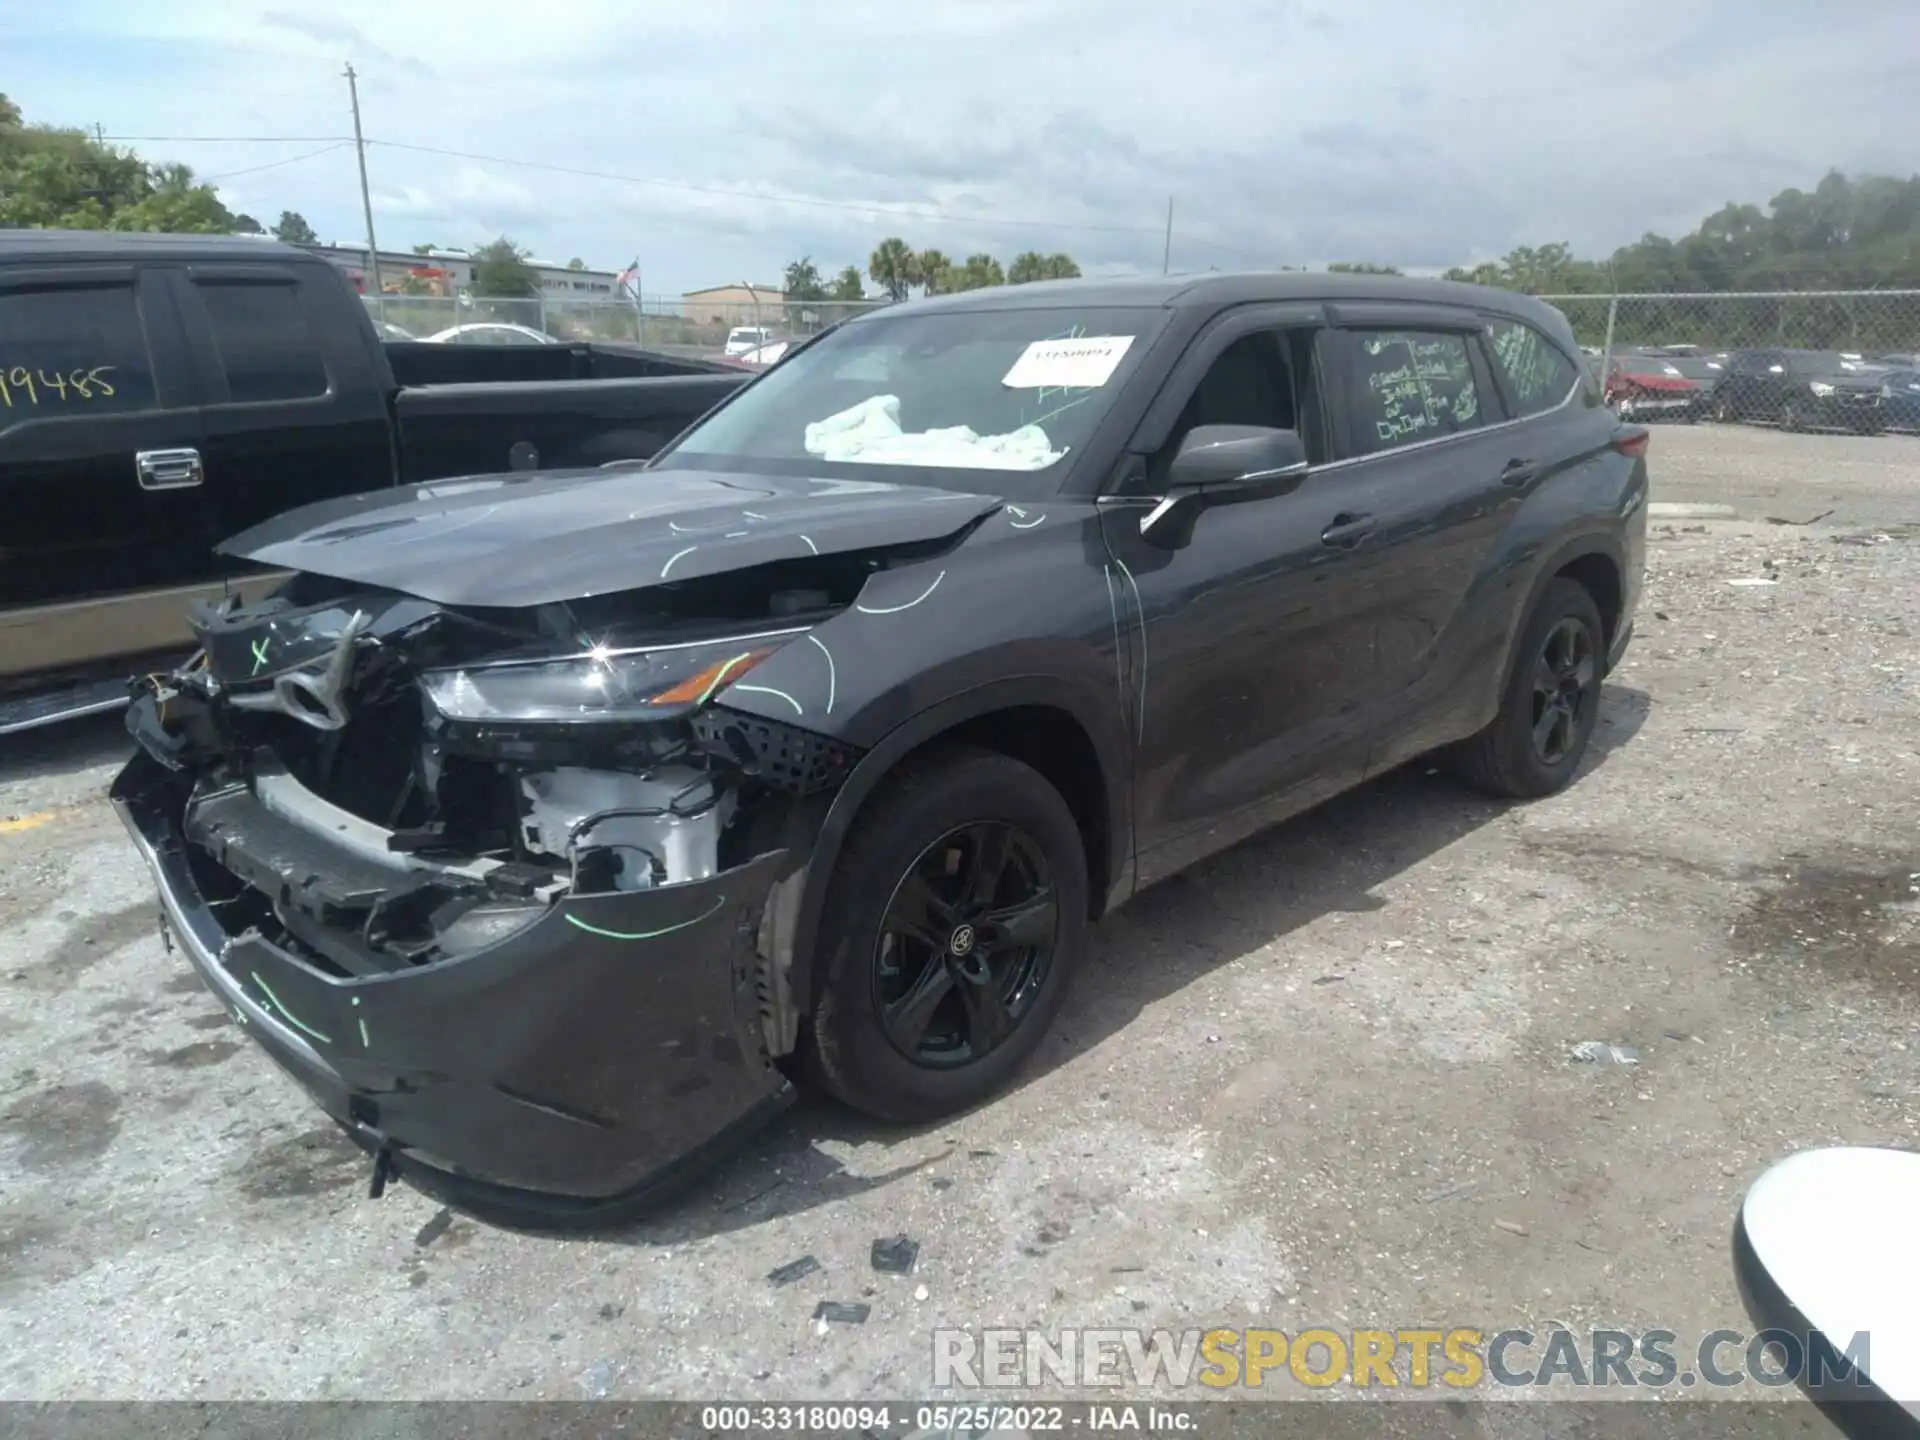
[[1605, 351, 1706, 421]]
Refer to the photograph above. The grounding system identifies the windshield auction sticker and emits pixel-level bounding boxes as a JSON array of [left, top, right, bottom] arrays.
[[1002, 335, 1135, 389]]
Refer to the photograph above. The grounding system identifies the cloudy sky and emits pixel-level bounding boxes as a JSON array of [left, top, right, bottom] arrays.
[[9, 0, 1917, 293]]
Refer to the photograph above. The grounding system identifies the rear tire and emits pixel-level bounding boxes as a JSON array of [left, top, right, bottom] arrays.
[[1450, 579, 1605, 800], [1780, 398, 1803, 432], [794, 746, 1088, 1123]]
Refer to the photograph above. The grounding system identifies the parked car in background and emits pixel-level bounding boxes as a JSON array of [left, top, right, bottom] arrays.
[[0, 231, 745, 734], [375, 321, 416, 341], [112, 269, 1646, 1223], [1604, 351, 1706, 421], [723, 325, 774, 357], [422, 322, 561, 346], [725, 337, 792, 371], [1880, 369, 1920, 432], [1711, 349, 1886, 434]]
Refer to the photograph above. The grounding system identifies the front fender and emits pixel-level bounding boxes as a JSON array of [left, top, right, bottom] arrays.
[[711, 513, 1136, 1025], [780, 672, 1135, 1019]]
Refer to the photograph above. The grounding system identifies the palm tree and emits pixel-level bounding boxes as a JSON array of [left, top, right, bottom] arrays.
[[869, 237, 920, 302], [917, 248, 953, 295], [955, 253, 1005, 290], [1006, 251, 1046, 285]]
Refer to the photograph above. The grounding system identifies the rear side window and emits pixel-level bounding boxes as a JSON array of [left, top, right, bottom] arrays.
[[1342, 329, 1487, 457], [1486, 318, 1578, 416], [195, 280, 329, 403], [0, 282, 158, 418]]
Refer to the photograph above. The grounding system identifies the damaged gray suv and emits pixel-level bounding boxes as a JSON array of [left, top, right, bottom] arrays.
[[115, 272, 1647, 1223]]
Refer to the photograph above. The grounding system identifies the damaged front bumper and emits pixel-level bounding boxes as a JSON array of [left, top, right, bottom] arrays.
[[112, 747, 798, 1226]]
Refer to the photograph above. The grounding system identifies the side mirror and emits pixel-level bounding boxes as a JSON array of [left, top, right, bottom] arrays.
[[1140, 425, 1310, 548], [1734, 1146, 1920, 1432]]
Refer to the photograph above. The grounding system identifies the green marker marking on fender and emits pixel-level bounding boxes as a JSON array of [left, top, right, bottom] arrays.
[[250, 973, 332, 1044], [564, 895, 728, 941]]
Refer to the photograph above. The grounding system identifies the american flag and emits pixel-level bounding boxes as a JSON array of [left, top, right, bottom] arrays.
[[615, 258, 640, 293]]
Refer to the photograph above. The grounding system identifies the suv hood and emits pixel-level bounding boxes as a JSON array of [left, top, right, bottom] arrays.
[[218, 466, 1005, 608]]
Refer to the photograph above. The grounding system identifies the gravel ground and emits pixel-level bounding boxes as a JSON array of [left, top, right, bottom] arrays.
[[1, 425, 1917, 1405]]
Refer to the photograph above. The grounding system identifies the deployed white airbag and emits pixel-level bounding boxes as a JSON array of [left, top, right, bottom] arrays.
[[803, 395, 1063, 471]]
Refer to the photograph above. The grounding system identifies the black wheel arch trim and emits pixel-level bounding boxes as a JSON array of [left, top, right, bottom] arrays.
[[1470, 528, 1628, 725], [783, 673, 1133, 1022]]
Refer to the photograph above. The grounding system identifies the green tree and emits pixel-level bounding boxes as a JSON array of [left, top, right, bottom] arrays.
[[232, 213, 263, 235], [470, 236, 539, 297], [566, 257, 586, 270], [868, 237, 920, 301], [0, 93, 232, 232], [1007, 251, 1081, 284], [272, 210, 318, 245], [1327, 261, 1402, 274], [1006, 251, 1046, 284], [830, 265, 866, 301], [783, 255, 828, 303], [949, 253, 1005, 291], [916, 248, 953, 295]]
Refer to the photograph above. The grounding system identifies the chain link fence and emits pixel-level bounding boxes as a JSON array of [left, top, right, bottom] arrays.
[[362, 294, 888, 360], [1539, 289, 1920, 432], [359, 285, 1920, 432]]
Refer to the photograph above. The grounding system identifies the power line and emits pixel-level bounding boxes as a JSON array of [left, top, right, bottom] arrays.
[[203, 142, 351, 182], [363, 137, 1172, 238], [100, 134, 353, 143]]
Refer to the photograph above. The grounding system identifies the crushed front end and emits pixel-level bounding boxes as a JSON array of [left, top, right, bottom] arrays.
[[112, 569, 863, 1224]]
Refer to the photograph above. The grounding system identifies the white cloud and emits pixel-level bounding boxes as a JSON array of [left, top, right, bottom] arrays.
[[6, 0, 1915, 291]]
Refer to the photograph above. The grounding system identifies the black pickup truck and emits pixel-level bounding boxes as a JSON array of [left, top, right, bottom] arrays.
[[0, 230, 748, 734]]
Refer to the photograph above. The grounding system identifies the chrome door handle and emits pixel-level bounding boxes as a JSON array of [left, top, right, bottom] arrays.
[[136, 447, 204, 491], [1320, 512, 1376, 548]]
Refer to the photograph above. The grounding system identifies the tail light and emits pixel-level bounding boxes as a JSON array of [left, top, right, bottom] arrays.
[[1612, 428, 1650, 459]]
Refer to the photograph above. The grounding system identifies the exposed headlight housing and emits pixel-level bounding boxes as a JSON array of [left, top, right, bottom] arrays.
[[420, 632, 798, 724]]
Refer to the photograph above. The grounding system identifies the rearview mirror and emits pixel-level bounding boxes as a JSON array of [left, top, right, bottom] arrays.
[[1140, 425, 1310, 548]]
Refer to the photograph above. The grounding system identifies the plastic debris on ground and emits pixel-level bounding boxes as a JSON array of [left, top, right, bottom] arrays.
[[1570, 1041, 1643, 1065], [870, 1235, 920, 1274], [767, 1255, 822, 1287], [812, 1301, 870, 1325]]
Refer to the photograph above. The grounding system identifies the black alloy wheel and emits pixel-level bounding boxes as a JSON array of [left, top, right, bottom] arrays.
[[796, 746, 1089, 1123], [1530, 616, 1597, 767], [872, 823, 1058, 1068], [1449, 577, 1607, 799]]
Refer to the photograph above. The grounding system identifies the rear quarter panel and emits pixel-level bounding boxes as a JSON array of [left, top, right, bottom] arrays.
[[1369, 397, 1644, 775]]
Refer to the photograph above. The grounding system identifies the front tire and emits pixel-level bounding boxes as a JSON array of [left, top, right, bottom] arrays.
[[1451, 578, 1605, 799], [796, 747, 1088, 1123]]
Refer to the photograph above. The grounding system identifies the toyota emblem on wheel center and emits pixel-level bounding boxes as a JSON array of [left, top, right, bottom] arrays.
[[948, 924, 976, 957]]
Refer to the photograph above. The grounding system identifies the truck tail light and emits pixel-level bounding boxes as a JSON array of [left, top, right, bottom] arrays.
[[1612, 428, 1650, 459]]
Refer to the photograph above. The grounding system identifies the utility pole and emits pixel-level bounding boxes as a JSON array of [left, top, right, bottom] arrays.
[[343, 62, 384, 316], [1162, 196, 1174, 275]]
